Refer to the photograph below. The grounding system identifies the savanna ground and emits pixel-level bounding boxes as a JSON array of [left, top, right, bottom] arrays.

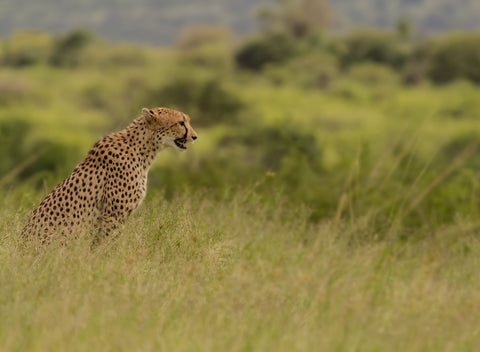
[[2, 25, 480, 351], [2, 192, 480, 351]]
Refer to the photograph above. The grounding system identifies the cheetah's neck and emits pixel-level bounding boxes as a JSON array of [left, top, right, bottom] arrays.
[[122, 117, 166, 171]]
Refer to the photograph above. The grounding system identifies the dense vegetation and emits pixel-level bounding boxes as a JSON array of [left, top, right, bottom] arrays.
[[2, 12, 480, 350]]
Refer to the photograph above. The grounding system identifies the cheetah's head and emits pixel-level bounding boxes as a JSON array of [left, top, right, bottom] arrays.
[[142, 107, 198, 152]]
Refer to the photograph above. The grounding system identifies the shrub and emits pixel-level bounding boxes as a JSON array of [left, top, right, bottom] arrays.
[[2, 31, 53, 67], [81, 84, 112, 110], [437, 83, 480, 119], [195, 80, 244, 126], [180, 43, 233, 69], [102, 45, 149, 67], [144, 76, 198, 115], [427, 33, 480, 84], [222, 121, 321, 170], [0, 119, 79, 188], [347, 63, 399, 86], [22, 140, 79, 184], [235, 33, 297, 70], [0, 120, 31, 177], [336, 29, 409, 69], [266, 53, 338, 88], [50, 29, 94, 67]]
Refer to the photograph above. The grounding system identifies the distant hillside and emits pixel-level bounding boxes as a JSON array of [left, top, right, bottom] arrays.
[[330, 0, 480, 33], [0, 0, 267, 45], [1, 0, 479, 44]]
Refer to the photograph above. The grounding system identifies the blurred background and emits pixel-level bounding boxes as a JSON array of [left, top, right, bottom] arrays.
[[2, 0, 480, 232]]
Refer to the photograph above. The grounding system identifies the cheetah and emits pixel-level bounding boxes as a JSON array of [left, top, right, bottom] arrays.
[[21, 107, 197, 245]]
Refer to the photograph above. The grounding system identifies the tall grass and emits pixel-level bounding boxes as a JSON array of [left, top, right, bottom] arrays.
[[2, 190, 480, 351]]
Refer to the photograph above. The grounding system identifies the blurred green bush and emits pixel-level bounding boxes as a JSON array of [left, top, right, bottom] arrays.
[[1, 31, 53, 67], [0, 120, 79, 187], [335, 29, 410, 69], [265, 53, 339, 88], [49, 29, 94, 67], [427, 33, 480, 84], [235, 33, 298, 70]]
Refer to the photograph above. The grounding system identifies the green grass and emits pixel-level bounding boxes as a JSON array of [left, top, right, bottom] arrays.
[[2, 191, 480, 351]]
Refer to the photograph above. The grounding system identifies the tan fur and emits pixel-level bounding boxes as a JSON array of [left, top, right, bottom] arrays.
[[21, 107, 197, 244]]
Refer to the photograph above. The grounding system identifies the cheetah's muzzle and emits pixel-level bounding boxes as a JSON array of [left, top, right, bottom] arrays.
[[174, 124, 188, 149]]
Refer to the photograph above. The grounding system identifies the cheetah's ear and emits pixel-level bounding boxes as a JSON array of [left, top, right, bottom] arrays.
[[142, 108, 156, 124]]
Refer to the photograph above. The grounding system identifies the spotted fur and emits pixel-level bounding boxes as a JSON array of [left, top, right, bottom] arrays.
[[21, 107, 197, 244]]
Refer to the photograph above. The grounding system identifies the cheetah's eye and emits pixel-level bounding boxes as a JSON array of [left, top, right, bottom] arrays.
[[179, 121, 185, 126]]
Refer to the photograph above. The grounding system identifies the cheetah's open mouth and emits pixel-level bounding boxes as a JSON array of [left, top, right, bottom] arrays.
[[174, 139, 187, 150], [174, 124, 188, 150]]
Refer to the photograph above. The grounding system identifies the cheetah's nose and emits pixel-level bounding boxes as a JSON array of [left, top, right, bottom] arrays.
[[192, 136, 197, 140]]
